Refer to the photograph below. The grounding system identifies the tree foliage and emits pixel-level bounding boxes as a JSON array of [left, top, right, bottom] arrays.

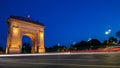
[[88, 39, 102, 49], [46, 45, 67, 52], [75, 41, 89, 50]]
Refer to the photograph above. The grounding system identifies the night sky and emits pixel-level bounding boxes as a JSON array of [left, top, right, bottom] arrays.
[[0, 0, 120, 49]]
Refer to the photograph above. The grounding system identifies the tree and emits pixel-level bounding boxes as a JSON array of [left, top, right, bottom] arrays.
[[109, 37, 117, 42], [75, 41, 89, 50], [60, 46, 67, 52], [88, 39, 102, 49], [52, 45, 60, 52], [46, 44, 67, 52], [0, 46, 3, 54], [0, 47, 3, 51], [69, 44, 76, 50], [108, 37, 117, 46], [45, 47, 53, 52], [103, 40, 109, 48], [116, 31, 120, 43]]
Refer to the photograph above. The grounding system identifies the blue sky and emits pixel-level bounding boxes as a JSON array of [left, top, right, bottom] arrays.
[[0, 0, 120, 48]]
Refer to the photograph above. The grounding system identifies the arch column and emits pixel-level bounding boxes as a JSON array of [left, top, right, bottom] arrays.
[[38, 31, 45, 53], [6, 26, 21, 54]]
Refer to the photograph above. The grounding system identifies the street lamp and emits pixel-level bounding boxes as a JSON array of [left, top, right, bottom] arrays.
[[105, 27, 112, 48], [105, 28, 111, 35]]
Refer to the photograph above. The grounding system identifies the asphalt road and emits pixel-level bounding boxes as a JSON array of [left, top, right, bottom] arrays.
[[1, 52, 120, 68]]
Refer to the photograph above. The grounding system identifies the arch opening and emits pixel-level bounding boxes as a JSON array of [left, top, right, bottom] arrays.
[[21, 34, 35, 53], [22, 35, 32, 53]]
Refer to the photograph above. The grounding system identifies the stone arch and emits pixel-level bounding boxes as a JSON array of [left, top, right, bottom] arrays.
[[6, 16, 45, 54]]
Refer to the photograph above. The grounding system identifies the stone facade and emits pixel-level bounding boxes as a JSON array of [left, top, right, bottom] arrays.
[[6, 16, 45, 54]]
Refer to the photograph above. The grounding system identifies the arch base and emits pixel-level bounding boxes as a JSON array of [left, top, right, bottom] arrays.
[[9, 47, 21, 54], [38, 48, 45, 53]]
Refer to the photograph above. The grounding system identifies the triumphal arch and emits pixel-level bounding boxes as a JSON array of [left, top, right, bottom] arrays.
[[6, 16, 45, 54]]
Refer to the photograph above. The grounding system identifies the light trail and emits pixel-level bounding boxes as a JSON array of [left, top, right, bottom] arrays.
[[0, 52, 120, 57]]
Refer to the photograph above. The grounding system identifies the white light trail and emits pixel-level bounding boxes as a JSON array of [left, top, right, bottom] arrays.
[[0, 52, 120, 57]]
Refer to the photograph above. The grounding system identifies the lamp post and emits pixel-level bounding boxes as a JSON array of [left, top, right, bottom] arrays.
[[105, 27, 112, 48], [105, 28, 111, 39]]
